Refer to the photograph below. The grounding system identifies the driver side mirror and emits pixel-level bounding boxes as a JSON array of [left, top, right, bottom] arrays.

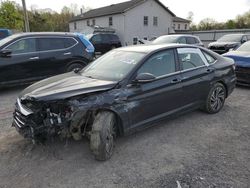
[[134, 73, 156, 83], [0, 49, 12, 57]]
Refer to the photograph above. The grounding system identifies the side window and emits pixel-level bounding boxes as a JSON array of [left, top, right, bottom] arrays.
[[64, 38, 77, 48], [186, 37, 196, 44], [202, 51, 216, 64], [91, 35, 102, 43], [177, 48, 207, 71], [194, 38, 200, 44], [102, 34, 110, 43], [38, 38, 64, 51], [110, 35, 119, 42], [178, 37, 187, 44], [6, 38, 36, 54], [137, 50, 176, 77]]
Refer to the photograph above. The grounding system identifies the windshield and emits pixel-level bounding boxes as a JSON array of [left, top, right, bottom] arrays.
[[0, 35, 15, 46], [237, 41, 250, 51], [217, 35, 243, 42], [152, 35, 179, 44], [81, 50, 145, 81]]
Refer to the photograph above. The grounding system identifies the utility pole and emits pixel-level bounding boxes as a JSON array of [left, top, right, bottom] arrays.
[[22, 0, 30, 32]]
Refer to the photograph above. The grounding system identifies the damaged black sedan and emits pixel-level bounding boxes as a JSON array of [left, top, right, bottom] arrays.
[[13, 44, 236, 160]]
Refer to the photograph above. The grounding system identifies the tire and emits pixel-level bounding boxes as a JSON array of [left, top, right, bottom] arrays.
[[66, 63, 85, 72], [90, 111, 117, 161], [204, 83, 226, 114]]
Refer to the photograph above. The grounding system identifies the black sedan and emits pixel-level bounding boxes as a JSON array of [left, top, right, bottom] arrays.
[[13, 44, 236, 160], [223, 41, 250, 86]]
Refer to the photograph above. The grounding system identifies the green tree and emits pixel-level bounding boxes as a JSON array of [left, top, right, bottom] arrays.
[[0, 0, 23, 30]]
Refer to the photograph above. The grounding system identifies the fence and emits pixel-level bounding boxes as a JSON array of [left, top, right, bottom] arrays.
[[174, 29, 250, 47]]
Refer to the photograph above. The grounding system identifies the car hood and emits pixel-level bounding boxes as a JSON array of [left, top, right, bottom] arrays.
[[20, 72, 118, 101], [209, 41, 240, 47]]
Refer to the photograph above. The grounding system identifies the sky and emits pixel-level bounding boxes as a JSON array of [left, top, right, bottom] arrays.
[[12, 0, 250, 24]]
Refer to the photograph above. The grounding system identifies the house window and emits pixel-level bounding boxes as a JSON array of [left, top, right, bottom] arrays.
[[109, 17, 113, 26], [153, 17, 158, 26], [144, 37, 147, 40], [178, 24, 180, 30], [87, 20, 90, 26], [185, 24, 187, 30], [144, 16, 148, 26], [74, 22, 77, 30], [133, 37, 138, 45], [92, 19, 95, 26], [173, 24, 175, 29]]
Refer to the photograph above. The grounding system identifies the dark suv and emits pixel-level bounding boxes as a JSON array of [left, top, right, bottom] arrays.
[[87, 33, 122, 54], [0, 32, 94, 87], [208, 34, 250, 54]]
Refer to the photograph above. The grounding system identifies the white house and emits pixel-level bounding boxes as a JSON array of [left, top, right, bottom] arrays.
[[69, 0, 190, 45], [173, 17, 191, 32]]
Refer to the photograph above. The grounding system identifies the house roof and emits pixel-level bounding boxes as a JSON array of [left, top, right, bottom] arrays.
[[70, 0, 176, 22], [173, 16, 191, 23]]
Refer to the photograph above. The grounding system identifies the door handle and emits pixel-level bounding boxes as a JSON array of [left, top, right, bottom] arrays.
[[29, 56, 39, 60], [206, 68, 214, 73], [171, 78, 181, 84], [64, 52, 71, 55]]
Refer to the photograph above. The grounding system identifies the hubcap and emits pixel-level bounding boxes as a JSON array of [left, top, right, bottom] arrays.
[[210, 87, 225, 111]]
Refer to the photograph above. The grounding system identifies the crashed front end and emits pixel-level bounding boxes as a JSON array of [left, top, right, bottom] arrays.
[[13, 96, 93, 142]]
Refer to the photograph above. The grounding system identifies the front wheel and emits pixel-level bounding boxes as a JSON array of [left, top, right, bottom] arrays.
[[90, 111, 117, 161], [66, 63, 85, 72], [204, 83, 226, 114]]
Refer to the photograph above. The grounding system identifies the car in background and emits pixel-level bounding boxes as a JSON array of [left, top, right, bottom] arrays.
[[13, 44, 236, 160], [151, 34, 204, 46], [223, 41, 250, 86], [208, 34, 250, 54], [0, 32, 94, 87], [87, 33, 122, 54], [0, 29, 12, 40]]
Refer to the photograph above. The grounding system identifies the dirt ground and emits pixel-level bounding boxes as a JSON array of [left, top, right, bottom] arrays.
[[0, 86, 249, 188]]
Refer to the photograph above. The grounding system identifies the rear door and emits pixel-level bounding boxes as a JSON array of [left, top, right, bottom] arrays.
[[177, 47, 214, 106], [37, 37, 77, 77], [0, 37, 39, 83], [127, 49, 183, 129]]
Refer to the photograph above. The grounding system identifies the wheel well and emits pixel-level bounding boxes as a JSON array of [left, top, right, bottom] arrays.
[[95, 109, 124, 137], [67, 61, 87, 68], [217, 81, 228, 97]]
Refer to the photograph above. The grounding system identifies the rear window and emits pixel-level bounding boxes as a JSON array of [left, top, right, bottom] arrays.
[[64, 38, 77, 48], [39, 38, 64, 51], [186, 37, 196, 44], [38, 37, 76, 51], [202, 51, 216, 64]]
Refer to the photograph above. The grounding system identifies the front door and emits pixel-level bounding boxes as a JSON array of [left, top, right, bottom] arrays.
[[127, 49, 183, 130], [0, 37, 39, 84]]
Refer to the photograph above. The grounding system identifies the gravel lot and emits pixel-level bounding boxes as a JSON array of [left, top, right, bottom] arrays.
[[0, 86, 249, 188]]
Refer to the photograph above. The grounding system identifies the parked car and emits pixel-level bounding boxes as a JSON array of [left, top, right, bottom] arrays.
[[223, 41, 250, 86], [0, 32, 94, 87], [151, 34, 204, 46], [87, 33, 122, 54], [13, 44, 236, 160], [0, 29, 12, 40], [208, 34, 250, 54]]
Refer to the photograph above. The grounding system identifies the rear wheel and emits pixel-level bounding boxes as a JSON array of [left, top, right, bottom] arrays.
[[66, 63, 85, 72], [204, 83, 226, 114], [90, 111, 117, 161]]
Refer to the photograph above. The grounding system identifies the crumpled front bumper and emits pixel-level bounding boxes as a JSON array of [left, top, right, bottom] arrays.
[[12, 98, 34, 138]]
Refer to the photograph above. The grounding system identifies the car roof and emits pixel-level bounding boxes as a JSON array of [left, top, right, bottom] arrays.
[[9, 32, 78, 38], [116, 44, 198, 53], [160, 34, 199, 38]]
